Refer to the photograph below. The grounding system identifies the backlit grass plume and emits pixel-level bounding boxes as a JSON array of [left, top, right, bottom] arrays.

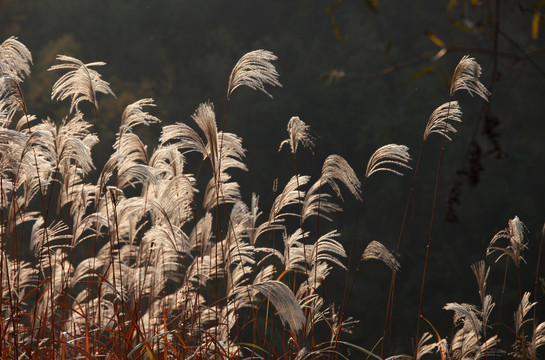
[[49, 55, 115, 112], [278, 116, 315, 154], [0, 37, 32, 82], [227, 49, 281, 99], [1, 36, 543, 360], [450, 55, 491, 101], [365, 143, 411, 178], [423, 101, 463, 141]]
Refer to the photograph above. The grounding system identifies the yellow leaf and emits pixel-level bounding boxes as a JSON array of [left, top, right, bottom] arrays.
[[410, 66, 435, 81], [532, 12, 541, 40], [424, 30, 445, 48], [447, 0, 457, 12]]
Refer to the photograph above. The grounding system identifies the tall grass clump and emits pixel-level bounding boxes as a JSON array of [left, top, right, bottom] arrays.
[[0, 36, 543, 360]]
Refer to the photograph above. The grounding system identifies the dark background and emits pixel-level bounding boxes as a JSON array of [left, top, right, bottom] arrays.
[[2, 0, 544, 354]]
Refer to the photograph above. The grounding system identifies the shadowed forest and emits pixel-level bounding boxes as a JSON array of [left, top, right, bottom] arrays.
[[1, 0, 545, 358]]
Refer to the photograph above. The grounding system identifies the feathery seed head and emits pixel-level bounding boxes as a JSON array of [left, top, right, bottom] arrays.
[[121, 98, 160, 129], [424, 101, 463, 141], [360, 240, 400, 271], [0, 76, 27, 126], [227, 49, 281, 99], [366, 144, 411, 178], [49, 55, 115, 113], [487, 215, 527, 268], [0, 37, 32, 83], [321, 154, 362, 201], [279, 116, 315, 154], [450, 55, 490, 101]]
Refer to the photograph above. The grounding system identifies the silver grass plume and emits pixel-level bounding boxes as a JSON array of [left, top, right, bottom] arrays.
[[450, 55, 490, 101], [279, 116, 315, 154], [514, 292, 536, 336], [529, 321, 545, 360], [319, 154, 362, 201], [253, 280, 306, 333], [487, 215, 527, 268], [227, 49, 281, 99], [308, 230, 347, 270], [366, 144, 411, 178], [301, 185, 342, 223], [0, 76, 26, 127], [471, 261, 494, 335], [121, 98, 160, 129], [264, 175, 309, 227], [513, 292, 538, 359], [49, 55, 115, 112], [360, 240, 400, 272], [444, 302, 483, 339], [0, 37, 32, 82], [423, 101, 463, 141], [415, 332, 438, 360], [471, 260, 489, 304]]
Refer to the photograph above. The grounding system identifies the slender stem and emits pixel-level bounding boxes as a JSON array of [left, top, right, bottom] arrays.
[[415, 97, 454, 356], [381, 141, 424, 357]]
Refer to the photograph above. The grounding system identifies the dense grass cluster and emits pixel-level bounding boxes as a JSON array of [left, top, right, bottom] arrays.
[[0, 37, 543, 359]]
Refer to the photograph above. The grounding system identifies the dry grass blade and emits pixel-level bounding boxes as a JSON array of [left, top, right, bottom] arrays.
[[279, 116, 315, 154], [0, 37, 32, 82], [365, 144, 411, 178], [227, 49, 281, 99], [49, 54, 115, 112], [423, 101, 462, 141], [360, 240, 400, 272], [253, 280, 306, 333], [450, 55, 490, 101]]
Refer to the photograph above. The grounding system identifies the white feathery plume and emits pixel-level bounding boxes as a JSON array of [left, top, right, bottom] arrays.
[[263, 174, 309, 227], [487, 215, 527, 268], [203, 172, 241, 210], [282, 228, 309, 272], [529, 321, 545, 360], [416, 332, 438, 360], [365, 144, 411, 178], [0, 37, 32, 82], [0, 76, 26, 127], [49, 55, 115, 112], [253, 280, 306, 333], [301, 184, 343, 223], [514, 292, 536, 335], [320, 154, 362, 201], [308, 230, 347, 270], [471, 260, 489, 304], [423, 101, 463, 141], [279, 116, 315, 154], [227, 49, 281, 99], [121, 98, 160, 129], [296, 262, 332, 301], [444, 302, 483, 339], [192, 101, 218, 170], [30, 218, 71, 260], [360, 240, 400, 272], [450, 55, 490, 101]]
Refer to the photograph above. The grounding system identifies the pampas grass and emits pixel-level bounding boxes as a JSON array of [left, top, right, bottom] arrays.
[[0, 36, 543, 360]]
